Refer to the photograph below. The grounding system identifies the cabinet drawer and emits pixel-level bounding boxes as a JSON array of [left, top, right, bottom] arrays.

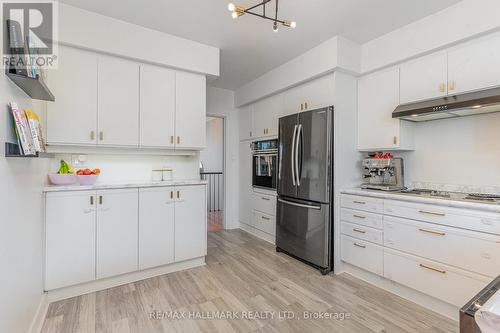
[[384, 199, 500, 235], [341, 222, 383, 245], [341, 195, 383, 214], [384, 216, 500, 277], [384, 249, 489, 306], [253, 211, 276, 236], [340, 208, 383, 230], [341, 235, 383, 276], [253, 192, 276, 216]]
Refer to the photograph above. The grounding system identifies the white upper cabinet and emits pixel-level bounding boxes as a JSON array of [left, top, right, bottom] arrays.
[[358, 66, 413, 151], [174, 185, 207, 262], [96, 189, 138, 279], [283, 74, 335, 115], [400, 52, 448, 104], [97, 56, 140, 147], [45, 190, 96, 290], [238, 104, 254, 141], [448, 32, 500, 95], [139, 187, 175, 270], [252, 94, 282, 138], [175, 72, 206, 149], [46, 46, 98, 145], [140, 65, 176, 148]]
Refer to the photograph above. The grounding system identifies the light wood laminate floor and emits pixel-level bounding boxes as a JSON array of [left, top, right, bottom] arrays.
[[41, 230, 458, 333]]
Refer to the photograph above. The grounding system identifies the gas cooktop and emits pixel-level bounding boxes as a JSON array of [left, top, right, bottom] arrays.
[[399, 189, 500, 205]]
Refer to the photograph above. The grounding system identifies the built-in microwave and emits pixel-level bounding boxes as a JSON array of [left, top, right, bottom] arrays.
[[251, 139, 278, 190]]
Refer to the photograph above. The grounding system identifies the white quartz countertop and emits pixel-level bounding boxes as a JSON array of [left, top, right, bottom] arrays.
[[341, 188, 500, 213], [43, 179, 208, 193]]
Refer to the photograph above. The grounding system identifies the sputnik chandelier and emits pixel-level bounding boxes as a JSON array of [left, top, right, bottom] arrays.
[[227, 0, 297, 32]]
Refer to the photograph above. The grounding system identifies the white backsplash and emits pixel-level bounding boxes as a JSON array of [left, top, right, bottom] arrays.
[[49, 153, 200, 184]]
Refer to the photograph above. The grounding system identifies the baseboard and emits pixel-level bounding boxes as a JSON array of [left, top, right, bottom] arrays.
[[239, 223, 275, 244], [28, 293, 49, 333], [339, 263, 459, 321], [46, 257, 205, 303]]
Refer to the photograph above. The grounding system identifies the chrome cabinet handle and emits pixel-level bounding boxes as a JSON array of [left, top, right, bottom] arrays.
[[418, 228, 446, 236], [353, 214, 366, 219], [99, 131, 103, 141], [419, 263, 446, 274], [353, 243, 366, 249], [419, 210, 446, 217], [353, 201, 366, 205], [261, 197, 271, 201], [99, 195, 103, 205], [170, 191, 174, 199], [90, 131, 95, 140], [90, 196, 94, 205], [353, 228, 366, 234], [177, 136, 180, 144], [170, 136, 174, 144], [176, 191, 180, 199], [262, 216, 270, 221]]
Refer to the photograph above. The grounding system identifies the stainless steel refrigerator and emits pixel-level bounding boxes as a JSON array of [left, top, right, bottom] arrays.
[[276, 106, 334, 275]]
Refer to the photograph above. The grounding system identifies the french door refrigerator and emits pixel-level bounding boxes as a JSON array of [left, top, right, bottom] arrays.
[[276, 106, 334, 275]]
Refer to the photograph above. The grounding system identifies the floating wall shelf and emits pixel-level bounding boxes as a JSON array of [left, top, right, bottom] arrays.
[[6, 72, 55, 102], [5, 142, 54, 158]]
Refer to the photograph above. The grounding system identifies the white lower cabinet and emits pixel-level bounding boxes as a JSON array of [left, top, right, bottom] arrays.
[[174, 185, 207, 262], [45, 190, 96, 290], [253, 211, 276, 236], [96, 189, 139, 279], [138, 187, 175, 270], [341, 235, 383, 276], [45, 184, 207, 290], [384, 249, 489, 307]]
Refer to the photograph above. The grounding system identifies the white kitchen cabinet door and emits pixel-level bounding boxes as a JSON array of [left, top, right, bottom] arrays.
[[400, 52, 448, 104], [239, 142, 253, 226], [96, 189, 138, 279], [282, 74, 334, 115], [138, 187, 175, 270], [448, 32, 500, 95], [45, 191, 96, 290], [252, 94, 282, 138], [140, 65, 176, 148], [175, 71, 206, 149], [46, 46, 98, 145], [358, 66, 413, 151], [174, 185, 207, 262], [97, 56, 139, 146], [239, 104, 254, 141]]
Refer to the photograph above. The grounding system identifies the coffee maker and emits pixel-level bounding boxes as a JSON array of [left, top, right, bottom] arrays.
[[361, 157, 404, 191]]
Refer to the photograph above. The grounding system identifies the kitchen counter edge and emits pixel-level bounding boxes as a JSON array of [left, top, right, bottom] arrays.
[[43, 179, 208, 193], [341, 188, 500, 214]]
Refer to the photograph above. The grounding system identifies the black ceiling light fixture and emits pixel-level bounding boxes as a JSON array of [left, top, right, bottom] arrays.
[[228, 0, 296, 32]]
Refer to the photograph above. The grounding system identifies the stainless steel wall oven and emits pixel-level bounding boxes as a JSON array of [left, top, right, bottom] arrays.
[[251, 139, 278, 190]]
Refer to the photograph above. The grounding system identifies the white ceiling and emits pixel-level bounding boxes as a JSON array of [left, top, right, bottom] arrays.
[[57, 0, 462, 90]]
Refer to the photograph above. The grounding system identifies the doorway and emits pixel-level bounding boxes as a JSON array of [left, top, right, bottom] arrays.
[[200, 116, 224, 232]]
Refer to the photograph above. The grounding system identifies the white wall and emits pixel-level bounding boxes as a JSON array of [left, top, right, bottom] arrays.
[[0, 74, 50, 333], [206, 87, 239, 229], [49, 154, 200, 184], [200, 118, 224, 172], [400, 113, 500, 190]]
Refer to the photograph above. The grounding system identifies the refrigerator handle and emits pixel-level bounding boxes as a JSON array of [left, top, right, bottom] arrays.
[[296, 124, 302, 186], [278, 198, 321, 210], [291, 124, 298, 186]]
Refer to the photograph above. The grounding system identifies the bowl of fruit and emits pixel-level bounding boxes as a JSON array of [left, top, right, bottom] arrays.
[[76, 168, 101, 185], [48, 160, 77, 185]]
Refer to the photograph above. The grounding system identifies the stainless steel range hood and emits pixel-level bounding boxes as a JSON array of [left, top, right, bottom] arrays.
[[393, 86, 500, 122]]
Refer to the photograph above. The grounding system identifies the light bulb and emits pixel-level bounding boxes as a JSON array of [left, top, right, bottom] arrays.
[[273, 21, 278, 32], [290, 21, 297, 28], [228, 3, 236, 12], [231, 11, 239, 19]]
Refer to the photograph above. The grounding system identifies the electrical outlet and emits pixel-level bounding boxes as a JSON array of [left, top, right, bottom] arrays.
[[71, 154, 88, 167]]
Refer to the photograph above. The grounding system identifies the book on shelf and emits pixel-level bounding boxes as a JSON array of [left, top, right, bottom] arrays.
[[6, 19, 28, 77], [8, 102, 37, 155], [25, 36, 40, 79], [25, 108, 46, 152]]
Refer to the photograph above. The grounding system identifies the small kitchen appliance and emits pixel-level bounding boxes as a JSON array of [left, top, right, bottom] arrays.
[[361, 156, 404, 191]]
